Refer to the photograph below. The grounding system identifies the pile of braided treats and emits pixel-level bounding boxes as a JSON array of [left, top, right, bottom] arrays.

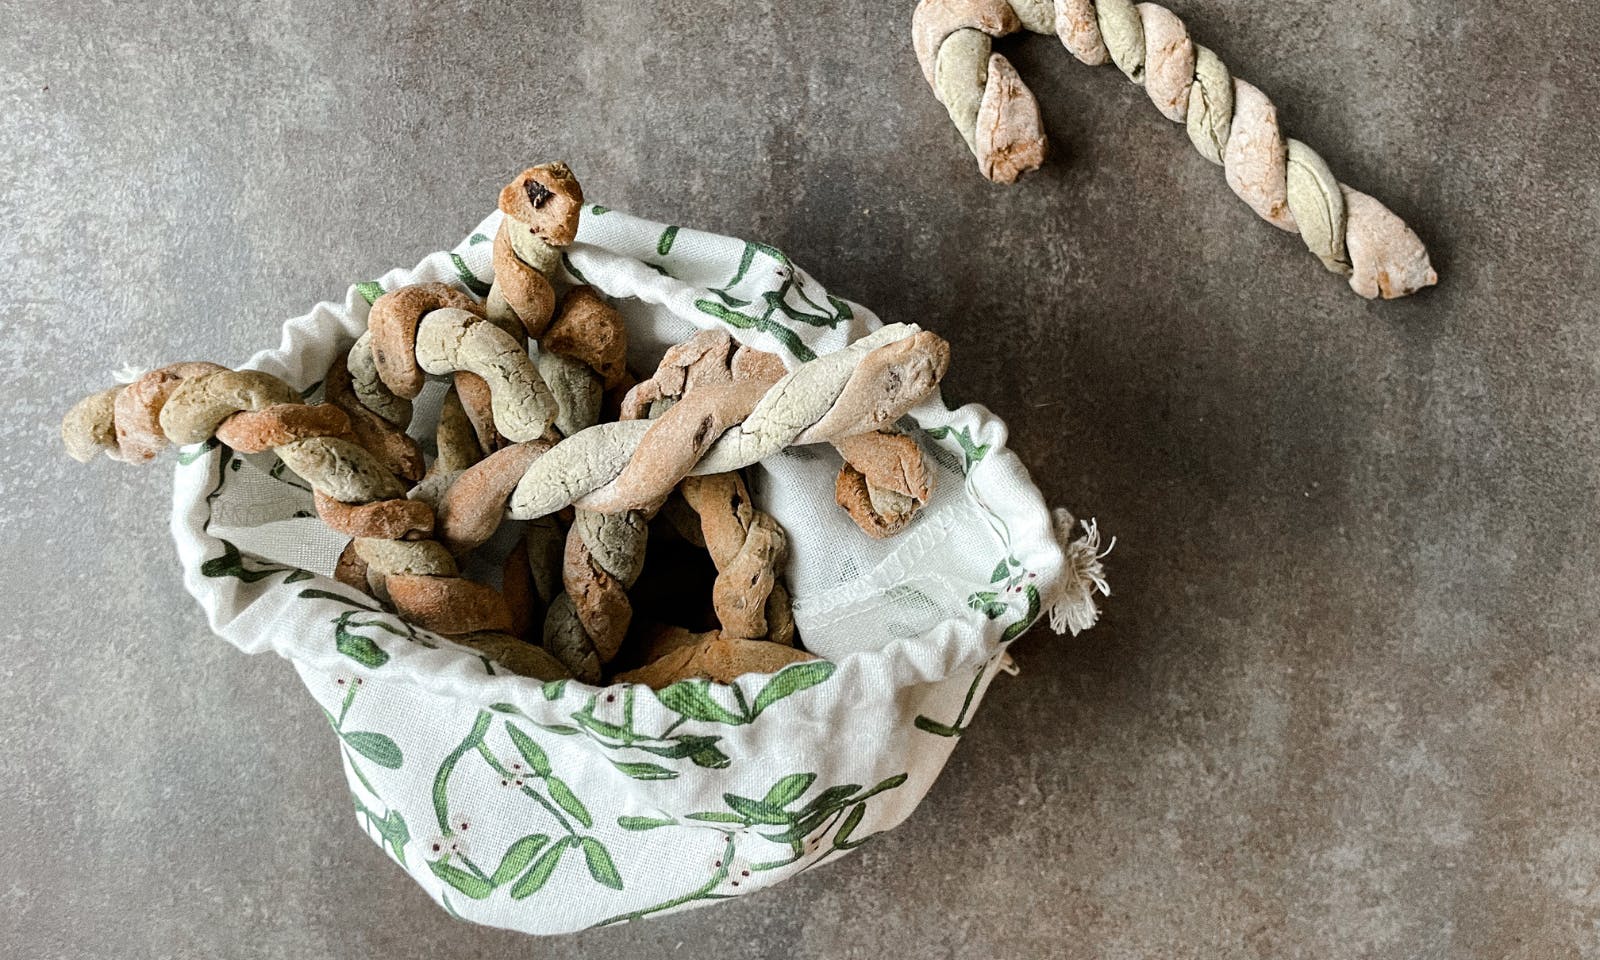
[[61, 164, 953, 689]]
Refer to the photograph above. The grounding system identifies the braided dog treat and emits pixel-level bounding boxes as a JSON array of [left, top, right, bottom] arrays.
[[543, 510, 650, 682], [62, 367, 511, 637], [413, 307, 554, 443], [624, 333, 796, 644], [113, 363, 230, 462], [627, 329, 935, 539], [535, 286, 647, 682], [679, 473, 794, 644], [437, 442, 553, 556], [488, 163, 583, 339], [911, 0, 1436, 299], [346, 334, 411, 427], [538, 286, 630, 438], [366, 282, 560, 447], [61, 386, 128, 463], [456, 632, 572, 681], [615, 628, 818, 690], [509, 323, 951, 521], [325, 346, 426, 483], [407, 386, 483, 510], [833, 428, 933, 539]]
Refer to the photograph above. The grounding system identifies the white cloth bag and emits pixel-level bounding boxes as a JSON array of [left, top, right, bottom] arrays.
[[166, 204, 1104, 934]]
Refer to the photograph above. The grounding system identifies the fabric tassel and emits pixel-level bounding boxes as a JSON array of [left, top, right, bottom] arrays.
[[1047, 508, 1112, 636]]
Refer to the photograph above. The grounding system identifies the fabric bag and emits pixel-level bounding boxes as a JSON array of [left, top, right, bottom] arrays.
[[166, 203, 1107, 934]]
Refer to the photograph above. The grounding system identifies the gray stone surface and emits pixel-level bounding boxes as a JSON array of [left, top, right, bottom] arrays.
[[3, 0, 1598, 956]]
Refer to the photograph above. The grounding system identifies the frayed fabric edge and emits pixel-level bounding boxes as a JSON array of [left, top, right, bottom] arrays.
[[1046, 508, 1112, 636]]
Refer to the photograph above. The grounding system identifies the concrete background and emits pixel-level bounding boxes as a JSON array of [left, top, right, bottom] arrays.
[[3, 1, 1598, 957]]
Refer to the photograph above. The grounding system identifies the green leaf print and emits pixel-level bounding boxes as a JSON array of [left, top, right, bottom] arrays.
[[684, 811, 746, 824], [597, 773, 910, 926], [991, 560, 1012, 583], [617, 816, 677, 831], [656, 225, 679, 256], [552, 686, 735, 772], [433, 713, 493, 833], [490, 834, 552, 886], [609, 760, 678, 781], [334, 620, 390, 668], [723, 794, 791, 825], [509, 840, 569, 899], [341, 731, 402, 769], [200, 539, 305, 584], [923, 425, 990, 474], [833, 804, 869, 849], [505, 724, 553, 776], [658, 680, 746, 725], [546, 776, 592, 828], [355, 281, 386, 305], [580, 837, 624, 890], [354, 800, 410, 867], [751, 661, 836, 717], [449, 252, 491, 296], [429, 859, 494, 900], [1000, 584, 1043, 643], [764, 773, 818, 808], [914, 663, 991, 738], [175, 438, 219, 465], [967, 591, 1008, 620], [694, 299, 817, 363]]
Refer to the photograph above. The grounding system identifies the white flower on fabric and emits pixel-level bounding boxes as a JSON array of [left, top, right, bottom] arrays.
[[422, 833, 470, 861], [712, 852, 757, 894]]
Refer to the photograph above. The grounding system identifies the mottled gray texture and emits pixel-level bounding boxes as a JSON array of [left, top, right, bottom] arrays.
[[2, 1, 1598, 957]]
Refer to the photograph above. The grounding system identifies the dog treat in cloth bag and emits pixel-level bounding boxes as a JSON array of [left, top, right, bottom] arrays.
[[94, 195, 1109, 934]]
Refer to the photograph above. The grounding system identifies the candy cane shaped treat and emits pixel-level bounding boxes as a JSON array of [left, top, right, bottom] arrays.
[[62, 367, 513, 638], [911, 0, 1436, 299], [488, 163, 583, 339], [507, 323, 951, 521]]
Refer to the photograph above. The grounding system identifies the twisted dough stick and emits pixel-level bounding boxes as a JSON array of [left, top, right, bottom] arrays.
[[614, 627, 818, 690], [505, 323, 951, 521], [679, 473, 795, 645], [622, 329, 797, 646], [62, 366, 512, 637], [536, 287, 645, 683], [912, 0, 1437, 299], [407, 385, 484, 510], [626, 329, 932, 539]]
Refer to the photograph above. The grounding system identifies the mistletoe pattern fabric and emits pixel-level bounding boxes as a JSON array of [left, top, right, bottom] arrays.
[[167, 204, 1089, 934]]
